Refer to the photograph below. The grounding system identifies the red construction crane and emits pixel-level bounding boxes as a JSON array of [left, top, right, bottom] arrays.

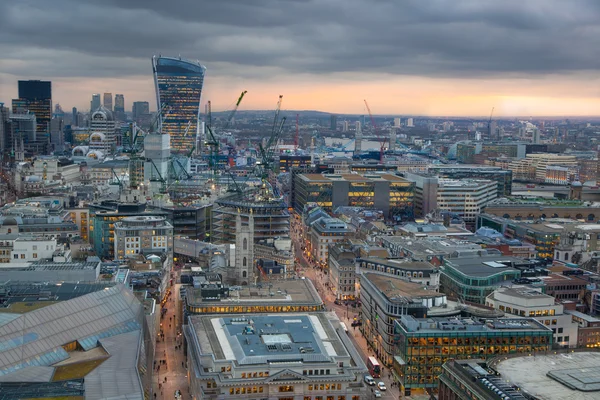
[[294, 114, 299, 152], [364, 99, 386, 163]]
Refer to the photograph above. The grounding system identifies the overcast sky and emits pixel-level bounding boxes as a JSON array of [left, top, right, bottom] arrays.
[[2, 0, 600, 116]]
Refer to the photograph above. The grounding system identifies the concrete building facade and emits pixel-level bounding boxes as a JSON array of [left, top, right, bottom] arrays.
[[184, 313, 368, 400]]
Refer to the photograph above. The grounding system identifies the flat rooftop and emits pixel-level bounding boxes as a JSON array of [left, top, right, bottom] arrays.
[[360, 257, 436, 271], [443, 359, 527, 400], [363, 272, 440, 300], [444, 255, 524, 278], [397, 315, 551, 334], [299, 173, 410, 184], [0, 261, 99, 271], [495, 352, 600, 399], [186, 278, 323, 307], [190, 313, 351, 366], [490, 286, 550, 301], [0, 282, 116, 313]]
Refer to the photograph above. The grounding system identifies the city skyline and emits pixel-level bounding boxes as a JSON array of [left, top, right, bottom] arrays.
[[2, 1, 600, 116]]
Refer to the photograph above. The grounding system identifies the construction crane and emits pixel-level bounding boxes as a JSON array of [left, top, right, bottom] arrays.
[[145, 158, 167, 194], [363, 99, 386, 163], [224, 90, 247, 130], [487, 107, 495, 140], [259, 98, 287, 196], [294, 114, 299, 152]]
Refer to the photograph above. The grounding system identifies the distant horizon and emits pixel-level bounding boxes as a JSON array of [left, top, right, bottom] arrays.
[[4, 2, 600, 119]]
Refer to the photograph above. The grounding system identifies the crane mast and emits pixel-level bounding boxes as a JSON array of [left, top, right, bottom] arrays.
[[364, 99, 386, 163]]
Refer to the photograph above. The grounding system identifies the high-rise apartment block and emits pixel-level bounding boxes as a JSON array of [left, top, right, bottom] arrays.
[[152, 56, 206, 153], [103, 92, 112, 111], [11, 80, 52, 150], [330, 114, 337, 130]]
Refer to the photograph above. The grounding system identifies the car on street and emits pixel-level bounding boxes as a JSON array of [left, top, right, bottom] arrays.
[[374, 390, 382, 398], [364, 375, 375, 385], [377, 382, 387, 391]]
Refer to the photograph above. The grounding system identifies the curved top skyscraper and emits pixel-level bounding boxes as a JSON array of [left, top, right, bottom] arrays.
[[152, 56, 206, 154]]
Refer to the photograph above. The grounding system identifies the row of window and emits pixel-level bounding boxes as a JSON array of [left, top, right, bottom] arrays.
[[189, 305, 324, 314], [229, 386, 263, 394]]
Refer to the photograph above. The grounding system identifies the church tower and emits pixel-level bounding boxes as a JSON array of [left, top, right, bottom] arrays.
[[234, 209, 255, 285]]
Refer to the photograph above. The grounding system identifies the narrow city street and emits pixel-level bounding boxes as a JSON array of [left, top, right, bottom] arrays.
[[291, 218, 404, 400], [291, 216, 431, 400], [152, 283, 190, 400]]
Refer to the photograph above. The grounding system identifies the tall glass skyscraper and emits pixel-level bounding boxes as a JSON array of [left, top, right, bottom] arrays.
[[152, 56, 206, 154], [12, 80, 52, 142]]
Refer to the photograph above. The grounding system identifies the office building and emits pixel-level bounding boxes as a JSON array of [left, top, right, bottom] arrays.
[[184, 313, 367, 400], [393, 315, 552, 395], [358, 257, 441, 287], [394, 117, 401, 127], [0, 284, 155, 399], [184, 278, 324, 315], [293, 172, 415, 221], [90, 93, 101, 112], [0, 259, 101, 283], [360, 272, 447, 366], [330, 114, 337, 130], [153, 55, 206, 153], [114, 93, 125, 119], [407, 117, 414, 127], [495, 352, 600, 400], [0, 103, 9, 156], [486, 286, 578, 348], [132, 101, 150, 119], [279, 154, 312, 173], [9, 112, 39, 157], [148, 203, 212, 240], [509, 153, 577, 182], [308, 217, 353, 265], [50, 115, 64, 150], [427, 165, 513, 197], [328, 240, 360, 302], [404, 172, 439, 216], [438, 359, 528, 400], [114, 215, 173, 260], [440, 253, 528, 304], [89, 200, 168, 259], [0, 198, 80, 238], [568, 310, 600, 347], [12, 80, 52, 144], [102, 92, 112, 111], [436, 179, 498, 225], [88, 106, 117, 155]]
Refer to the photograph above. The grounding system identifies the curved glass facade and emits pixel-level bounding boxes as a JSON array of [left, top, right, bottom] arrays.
[[152, 56, 206, 153]]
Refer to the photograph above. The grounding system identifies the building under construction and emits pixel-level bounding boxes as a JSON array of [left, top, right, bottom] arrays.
[[211, 188, 290, 245]]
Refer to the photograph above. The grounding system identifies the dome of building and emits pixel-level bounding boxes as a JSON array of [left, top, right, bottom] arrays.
[[89, 132, 106, 143], [86, 150, 105, 160], [91, 106, 114, 122], [572, 180, 583, 187], [72, 146, 90, 157], [2, 217, 18, 226]]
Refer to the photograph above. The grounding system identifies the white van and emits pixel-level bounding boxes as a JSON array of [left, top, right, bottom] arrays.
[[364, 375, 375, 386]]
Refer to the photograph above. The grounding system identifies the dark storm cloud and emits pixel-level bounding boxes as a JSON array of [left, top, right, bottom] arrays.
[[1, 0, 600, 79]]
